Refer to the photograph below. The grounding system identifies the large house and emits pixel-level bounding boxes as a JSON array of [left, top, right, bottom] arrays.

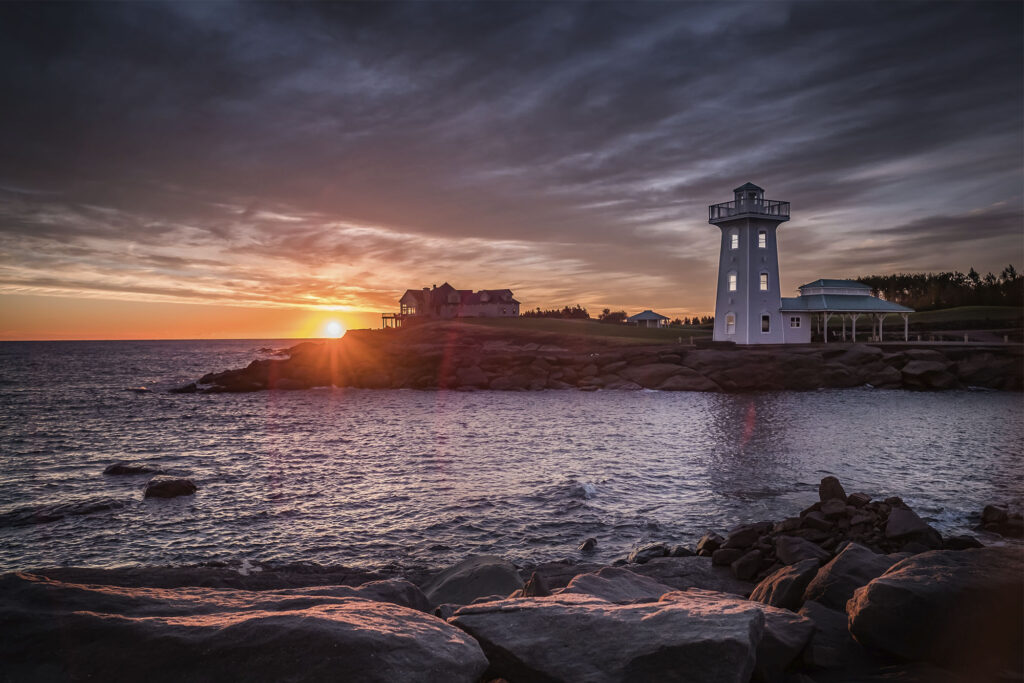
[[709, 182, 913, 344], [383, 282, 519, 327]]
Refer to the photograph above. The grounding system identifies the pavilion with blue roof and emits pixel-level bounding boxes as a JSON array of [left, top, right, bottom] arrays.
[[781, 279, 913, 343]]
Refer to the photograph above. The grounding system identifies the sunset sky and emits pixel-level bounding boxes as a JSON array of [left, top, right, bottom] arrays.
[[1, 1, 1021, 340]]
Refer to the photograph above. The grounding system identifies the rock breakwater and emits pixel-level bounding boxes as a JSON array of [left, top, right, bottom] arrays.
[[4, 477, 1021, 682], [177, 323, 1022, 394]]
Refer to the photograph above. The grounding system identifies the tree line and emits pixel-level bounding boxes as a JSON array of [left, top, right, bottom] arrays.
[[855, 265, 1021, 310]]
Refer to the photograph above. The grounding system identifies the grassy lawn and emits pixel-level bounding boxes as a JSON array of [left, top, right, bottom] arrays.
[[461, 317, 711, 343], [908, 306, 1022, 326]]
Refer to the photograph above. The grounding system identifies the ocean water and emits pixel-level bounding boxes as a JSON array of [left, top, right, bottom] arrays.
[[1, 339, 1021, 573]]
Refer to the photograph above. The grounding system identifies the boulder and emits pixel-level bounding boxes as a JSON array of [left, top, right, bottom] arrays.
[[750, 559, 821, 611], [819, 476, 847, 503], [674, 589, 815, 683], [450, 591, 764, 682], [884, 506, 930, 539], [696, 531, 725, 555], [723, 521, 774, 549], [775, 536, 831, 565], [454, 365, 490, 387], [846, 492, 871, 508], [802, 543, 898, 611], [803, 511, 834, 531], [713, 548, 745, 566], [981, 504, 1008, 524], [797, 599, 868, 670], [520, 572, 550, 598], [557, 567, 675, 603], [618, 363, 684, 388], [901, 360, 958, 390], [848, 547, 1024, 675], [821, 499, 847, 518], [0, 572, 488, 682], [103, 461, 161, 475], [668, 544, 695, 557], [578, 537, 597, 552], [631, 556, 755, 596], [526, 560, 603, 592], [656, 369, 721, 392], [943, 534, 984, 550], [627, 542, 668, 564], [143, 478, 197, 498], [731, 549, 762, 581], [421, 555, 524, 607]]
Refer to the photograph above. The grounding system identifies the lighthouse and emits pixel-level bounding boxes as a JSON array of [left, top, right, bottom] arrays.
[[708, 183, 790, 344]]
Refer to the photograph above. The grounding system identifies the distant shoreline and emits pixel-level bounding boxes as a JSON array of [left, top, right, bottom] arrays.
[[176, 321, 1024, 394]]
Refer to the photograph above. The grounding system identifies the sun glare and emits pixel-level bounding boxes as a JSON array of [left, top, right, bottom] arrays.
[[325, 320, 345, 338]]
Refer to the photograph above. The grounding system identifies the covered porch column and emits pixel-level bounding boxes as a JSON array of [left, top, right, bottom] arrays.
[[851, 313, 860, 343], [823, 312, 832, 344], [878, 314, 887, 342], [842, 314, 847, 342], [902, 313, 909, 342]]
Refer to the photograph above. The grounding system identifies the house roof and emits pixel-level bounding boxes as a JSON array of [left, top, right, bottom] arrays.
[[400, 285, 518, 309], [734, 182, 764, 193], [627, 309, 669, 321], [798, 279, 871, 290], [780, 295, 913, 313]]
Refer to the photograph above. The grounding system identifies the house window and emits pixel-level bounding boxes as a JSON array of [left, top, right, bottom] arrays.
[[790, 316, 801, 328], [760, 273, 768, 291], [726, 313, 736, 334], [761, 315, 770, 333], [728, 273, 737, 292], [758, 230, 766, 248], [730, 232, 738, 250]]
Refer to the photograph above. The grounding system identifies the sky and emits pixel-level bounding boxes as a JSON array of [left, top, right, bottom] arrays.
[[0, 1, 1021, 339]]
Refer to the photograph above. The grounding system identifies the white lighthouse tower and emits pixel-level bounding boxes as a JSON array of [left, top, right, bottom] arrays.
[[708, 183, 790, 344]]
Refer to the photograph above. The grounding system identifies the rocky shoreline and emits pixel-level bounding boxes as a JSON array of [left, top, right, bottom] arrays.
[[175, 323, 1023, 394], [4, 476, 1022, 682]]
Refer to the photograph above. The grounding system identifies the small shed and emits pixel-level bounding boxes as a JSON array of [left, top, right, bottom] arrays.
[[627, 310, 669, 328]]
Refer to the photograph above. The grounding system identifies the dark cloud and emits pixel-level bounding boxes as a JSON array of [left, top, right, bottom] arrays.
[[0, 1, 1020, 316]]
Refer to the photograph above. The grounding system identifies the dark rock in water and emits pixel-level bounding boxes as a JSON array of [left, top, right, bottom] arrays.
[[630, 556, 755, 596], [884, 506, 931, 539], [627, 542, 668, 564], [819, 476, 848, 503], [802, 543, 898, 611], [696, 531, 724, 556], [557, 567, 675, 604], [421, 555, 523, 607], [776, 535, 831, 566], [144, 478, 197, 498], [524, 560, 603, 592], [168, 382, 197, 394], [450, 591, 764, 682], [750, 558, 821, 611], [712, 547, 745, 566], [981, 504, 1008, 524], [848, 547, 1024, 677], [731, 549, 762, 581], [0, 571, 487, 683], [104, 461, 160, 476], [667, 544, 694, 557], [773, 517, 802, 533], [577, 537, 597, 552]]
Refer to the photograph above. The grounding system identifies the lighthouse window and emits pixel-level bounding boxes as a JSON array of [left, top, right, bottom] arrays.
[[758, 231, 767, 248], [761, 315, 771, 333], [760, 273, 768, 291], [728, 273, 737, 292], [726, 313, 736, 334], [730, 232, 738, 249]]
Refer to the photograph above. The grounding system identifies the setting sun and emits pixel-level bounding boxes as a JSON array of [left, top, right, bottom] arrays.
[[325, 320, 345, 338]]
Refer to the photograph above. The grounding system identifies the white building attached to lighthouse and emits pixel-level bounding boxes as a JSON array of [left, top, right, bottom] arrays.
[[708, 183, 913, 344]]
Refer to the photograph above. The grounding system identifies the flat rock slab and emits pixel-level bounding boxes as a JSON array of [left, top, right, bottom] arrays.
[[451, 591, 764, 683], [0, 571, 487, 682], [629, 556, 755, 597], [557, 566, 676, 603], [422, 555, 524, 607], [848, 547, 1024, 676]]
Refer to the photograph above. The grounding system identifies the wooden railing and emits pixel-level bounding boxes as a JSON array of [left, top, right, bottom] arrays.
[[709, 199, 790, 221]]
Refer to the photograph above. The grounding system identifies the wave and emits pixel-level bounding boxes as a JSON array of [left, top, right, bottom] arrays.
[[0, 498, 127, 528]]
